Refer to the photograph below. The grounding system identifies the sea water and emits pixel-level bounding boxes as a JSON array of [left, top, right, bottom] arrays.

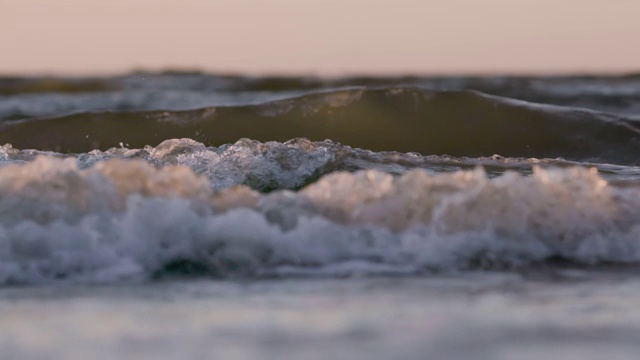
[[1, 73, 640, 358]]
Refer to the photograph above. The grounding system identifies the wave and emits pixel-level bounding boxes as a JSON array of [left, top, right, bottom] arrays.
[[0, 154, 639, 284], [0, 90, 303, 121], [2, 87, 640, 165], [4, 73, 640, 117], [3, 138, 638, 192]]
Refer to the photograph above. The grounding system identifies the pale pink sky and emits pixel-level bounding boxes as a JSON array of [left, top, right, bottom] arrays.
[[1, 0, 639, 75]]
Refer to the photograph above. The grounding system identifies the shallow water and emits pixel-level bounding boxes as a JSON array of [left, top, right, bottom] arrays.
[[3, 273, 640, 360]]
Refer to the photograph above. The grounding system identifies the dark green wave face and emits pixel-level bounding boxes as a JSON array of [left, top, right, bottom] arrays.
[[2, 87, 640, 165]]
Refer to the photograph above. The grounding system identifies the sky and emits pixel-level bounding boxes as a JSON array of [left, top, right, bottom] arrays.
[[1, 0, 639, 76]]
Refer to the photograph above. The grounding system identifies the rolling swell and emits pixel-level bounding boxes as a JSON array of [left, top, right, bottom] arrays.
[[2, 87, 640, 165]]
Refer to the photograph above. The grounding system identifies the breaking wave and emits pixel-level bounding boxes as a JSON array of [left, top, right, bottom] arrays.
[[0, 151, 639, 284]]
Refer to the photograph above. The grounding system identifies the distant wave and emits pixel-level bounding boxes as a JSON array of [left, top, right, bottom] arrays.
[[2, 87, 640, 165]]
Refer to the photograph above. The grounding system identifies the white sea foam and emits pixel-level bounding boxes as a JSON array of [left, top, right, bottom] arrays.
[[0, 153, 639, 284], [4, 138, 638, 193], [76, 138, 346, 191]]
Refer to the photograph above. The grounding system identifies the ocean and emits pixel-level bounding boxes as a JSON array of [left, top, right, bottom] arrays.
[[1, 72, 640, 359]]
